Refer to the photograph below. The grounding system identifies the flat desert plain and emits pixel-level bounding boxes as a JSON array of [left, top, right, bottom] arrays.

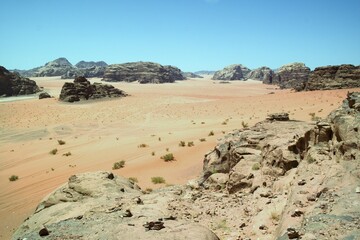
[[1, 76, 358, 238]]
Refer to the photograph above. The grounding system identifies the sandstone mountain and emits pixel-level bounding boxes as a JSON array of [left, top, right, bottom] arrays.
[[34, 58, 75, 77], [212, 64, 251, 80], [270, 62, 311, 91], [306, 64, 360, 90], [75, 61, 108, 69], [13, 92, 360, 239], [247, 66, 275, 82], [0, 66, 40, 96], [102, 62, 185, 84], [59, 76, 127, 102]]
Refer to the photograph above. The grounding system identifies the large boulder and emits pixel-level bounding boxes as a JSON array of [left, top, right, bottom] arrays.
[[305, 64, 360, 90], [12, 171, 219, 240], [247, 66, 275, 82], [102, 62, 185, 83], [59, 76, 127, 102], [212, 64, 251, 80], [272, 62, 310, 91], [0, 66, 40, 96], [34, 58, 76, 77]]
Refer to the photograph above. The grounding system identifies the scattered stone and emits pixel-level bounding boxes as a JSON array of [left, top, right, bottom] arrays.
[[143, 221, 165, 231], [38, 227, 49, 237], [259, 224, 268, 230], [291, 209, 304, 217], [239, 223, 246, 228], [298, 179, 306, 186], [355, 187, 360, 193], [307, 194, 317, 202], [287, 227, 300, 239]]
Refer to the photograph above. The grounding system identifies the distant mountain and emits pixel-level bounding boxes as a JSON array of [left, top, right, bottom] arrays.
[[75, 61, 108, 69], [212, 64, 251, 80], [181, 72, 203, 79], [194, 70, 216, 75]]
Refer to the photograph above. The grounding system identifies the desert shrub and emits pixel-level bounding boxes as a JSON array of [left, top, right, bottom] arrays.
[[112, 160, 125, 170], [9, 175, 19, 182], [50, 148, 58, 155], [63, 152, 72, 156], [241, 121, 249, 128], [138, 143, 148, 148], [179, 141, 186, 147], [208, 131, 214, 136], [58, 140, 66, 145], [151, 176, 166, 184], [128, 177, 138, 183], [252, 163, 260, 170], [151, 151, 155, 156], [270, 211, 280, 221], [187, 141, 194, 147], [199, 138, 206, 142], [161, 153, 174, 162]]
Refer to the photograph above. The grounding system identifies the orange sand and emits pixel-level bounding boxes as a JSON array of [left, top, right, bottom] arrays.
[[0, 76, 358, 239]]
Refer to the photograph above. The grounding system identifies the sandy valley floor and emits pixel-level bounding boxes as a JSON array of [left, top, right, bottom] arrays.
[[0, 76, 358, 239]]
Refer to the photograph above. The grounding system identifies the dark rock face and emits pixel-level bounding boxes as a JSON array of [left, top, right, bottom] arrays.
[[35, 58, 75, 77], [102, 62, 185, 84], [181, 72, 203, 79], [75, 61, 108, 69], [306, 64, 360, 90], [59, 76, 127, 102], [272, 62, 311, 91], [212, 64, 251, 80], [247, 66, 275, 82], [0, 66, 40, 96]]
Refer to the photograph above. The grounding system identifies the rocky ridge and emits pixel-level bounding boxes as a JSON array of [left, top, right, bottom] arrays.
[[102, 62, 185, 83], [13, 92, 360, 239], [247, 66, 276, 82], [212, 64, 251, 80], [59, 76, 127, 102], [0, 66, 40, 96]]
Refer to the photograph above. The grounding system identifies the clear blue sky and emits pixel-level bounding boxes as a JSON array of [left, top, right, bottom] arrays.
[[1, 0, 359, 72]]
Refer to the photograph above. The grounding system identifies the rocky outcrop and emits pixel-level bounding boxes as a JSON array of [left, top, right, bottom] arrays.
[[102, 62, 185, 83], [61, 66, 106, 79], [75, 61, 108, 69], [181, 72, 203, 79], [38, 92, 51, 99], [247, 66, 275, 82], [13, 171, 219, 240], [306, 64, 360, 90], [271, 62, 311, 91], [34, 58, 76, 77], [212, 64, 251, 80], [0, 66, 40, 96], [59, 76, 127, 102]]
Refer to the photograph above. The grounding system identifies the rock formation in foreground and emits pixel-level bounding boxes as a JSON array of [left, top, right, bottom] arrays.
[[59, 76, 127, 102], [13, 92, 360, 239], [247, 66, 275, 82], [102, 62, 185, 84], [212, 64, 251, 80], [306, 64, 360, 90], [0, 66, 40, 96]]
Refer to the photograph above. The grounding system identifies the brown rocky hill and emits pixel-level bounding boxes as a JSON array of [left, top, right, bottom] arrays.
[[102, 62, 185, 84], [0, 66, 40, 96], [13, 92, 360, 239], [59, 76, 127, 102]]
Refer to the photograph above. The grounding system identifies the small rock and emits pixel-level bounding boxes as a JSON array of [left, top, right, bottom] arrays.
[[287, 227, 300, 239], [259, 224, 268, 230], [298, 179, 306, 186], [123, 209, 133, 217], [307, 194, 316, 201], [143, 221, 165, 231], [39, 227, 49, 237], [239, 223, 246, 228], [291, 209, 304, 217], [38, 92, 51, 99], [356, 187, 360, 193]]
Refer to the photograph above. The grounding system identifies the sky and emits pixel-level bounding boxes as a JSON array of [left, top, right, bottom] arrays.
[[0, 0, 359, 72]]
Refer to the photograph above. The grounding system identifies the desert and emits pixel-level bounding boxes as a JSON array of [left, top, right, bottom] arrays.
[[1, 70, 359, 239]]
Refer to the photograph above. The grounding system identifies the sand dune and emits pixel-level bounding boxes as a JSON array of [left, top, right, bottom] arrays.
[[0, 76, 358, 239]]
